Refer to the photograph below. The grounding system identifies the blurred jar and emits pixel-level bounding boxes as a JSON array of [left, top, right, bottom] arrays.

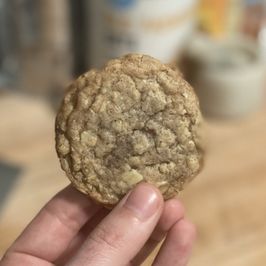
[[86, 0, 198, 68], [183, 35, 265, 119]]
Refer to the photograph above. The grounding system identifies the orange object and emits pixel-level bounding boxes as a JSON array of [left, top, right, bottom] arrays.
[[198, 0, 243, 38]]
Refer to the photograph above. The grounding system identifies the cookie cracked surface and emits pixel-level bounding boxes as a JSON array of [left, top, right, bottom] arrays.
[[55, 54, 203, 206]]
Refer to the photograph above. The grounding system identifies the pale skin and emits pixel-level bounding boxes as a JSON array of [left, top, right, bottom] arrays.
[[0, 183, 196, 266]]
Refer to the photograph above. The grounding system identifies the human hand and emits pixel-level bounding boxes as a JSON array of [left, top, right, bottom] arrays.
[[1, 183, 196, 266]]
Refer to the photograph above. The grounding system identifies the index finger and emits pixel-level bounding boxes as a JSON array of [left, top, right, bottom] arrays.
[[6, 185, 101, 263]]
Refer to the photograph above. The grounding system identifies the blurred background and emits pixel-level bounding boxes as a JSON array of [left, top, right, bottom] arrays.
[[0, 0, 266, 265]]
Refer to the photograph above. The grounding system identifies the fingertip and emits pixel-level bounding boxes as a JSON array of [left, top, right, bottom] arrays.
[[139, 182, 164, 205], [123, 182, 164, 221]]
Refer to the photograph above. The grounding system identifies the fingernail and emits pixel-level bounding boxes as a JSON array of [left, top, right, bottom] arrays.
[[124, 183, 160, 221]]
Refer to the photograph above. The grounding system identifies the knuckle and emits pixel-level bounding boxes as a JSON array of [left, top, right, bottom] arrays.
[[184, 220, 197, 242], [44, 202, 79, 233], [89, 224, 124, 251], [171, 219, 196, 252]]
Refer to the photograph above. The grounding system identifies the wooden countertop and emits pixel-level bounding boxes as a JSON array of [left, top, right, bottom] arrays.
[[0, 94, 266, 266]]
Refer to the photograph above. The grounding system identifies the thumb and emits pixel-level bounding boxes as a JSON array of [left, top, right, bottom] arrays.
[[67, 183, 164, 266]]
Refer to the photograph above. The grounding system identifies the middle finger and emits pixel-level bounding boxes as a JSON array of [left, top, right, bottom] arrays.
[[130, 198, 185, 266]]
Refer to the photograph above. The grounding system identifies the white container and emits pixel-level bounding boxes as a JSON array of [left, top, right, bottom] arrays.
[[87, 0, 197, 68], [185, 35, 266, 118]]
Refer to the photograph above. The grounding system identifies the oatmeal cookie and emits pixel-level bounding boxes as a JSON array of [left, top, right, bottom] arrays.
[[55, 54, 204, 206]]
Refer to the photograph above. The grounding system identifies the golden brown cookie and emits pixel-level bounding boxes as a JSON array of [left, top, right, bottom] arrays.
[[55, 54, 204, 207]]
